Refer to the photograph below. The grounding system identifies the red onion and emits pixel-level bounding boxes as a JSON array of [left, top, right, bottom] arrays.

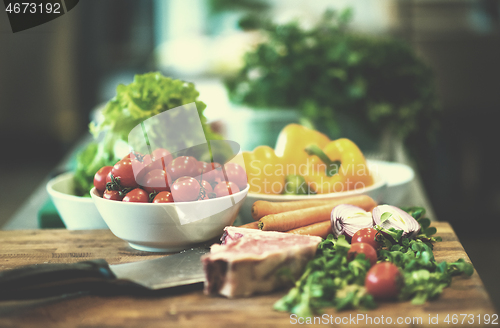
[[331, 204, 374, 239], [372, 205, 420, 238]]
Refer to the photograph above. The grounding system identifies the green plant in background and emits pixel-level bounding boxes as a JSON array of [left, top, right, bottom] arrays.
[[225, 9, 441, 151], [208, 0, 270, 31], [73, 72, 222, 197]]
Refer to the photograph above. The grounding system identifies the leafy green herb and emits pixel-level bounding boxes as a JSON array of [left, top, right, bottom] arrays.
[[274, 235, 376, 317], [402, 206, 442, 245], [376, 207, 472, 305], [274, 206, 473, 315], [399, 259, 474, 305]]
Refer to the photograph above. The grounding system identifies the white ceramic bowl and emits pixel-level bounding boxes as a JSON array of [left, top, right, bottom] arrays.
[[368, 160, 415, 205], [238, 160, 414, 223], [91, 185, 249, 252], [46, 172, 108, 230], [239, 165, 387, 224]]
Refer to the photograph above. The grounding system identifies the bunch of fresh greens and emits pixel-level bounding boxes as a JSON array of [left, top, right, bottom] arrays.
[[274, 207, 473, 316], [73, 72, 222, 196], [376, 207, 473, 305], [225, 9, 440, 143], [274, 235, 376, 317]]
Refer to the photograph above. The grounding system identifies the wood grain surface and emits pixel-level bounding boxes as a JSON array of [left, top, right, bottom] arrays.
[[0, 222, 497, 328]]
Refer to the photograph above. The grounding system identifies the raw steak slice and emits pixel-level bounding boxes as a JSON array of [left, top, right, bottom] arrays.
[[202, 226, 322, 298]]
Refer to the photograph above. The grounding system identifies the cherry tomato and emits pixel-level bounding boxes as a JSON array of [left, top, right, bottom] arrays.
[[136, 160, 165, 185], [151, 148, 173, 168], [351, 228, 380, 250], [141, 169, 172, 194], [123, 151, 138, 160], [197, 162, 223, 185], [125, 151, 151, 168], [214, 181, 240, 198], [124, 151, 147, 161], [195, 161, 210, 175], [152, 191, 174, 203], [103, 189, 123, 201], [105, 170, 112, 185], [177, 177, 213, 197], [171, 177, 201, 202], [175, 176, 213, 198], [111, 158, 138, 188], [135, 149, 173, 184], [122, 152, 133, 161], [166, 156, 198, 181], [94, 166, 113, 192], [122, 188, 149, 203], [223, 163, 247, 190], [129, 153, 153, 184], [200, 179, 213, 194], [347, 242, 377, 267], [365, 262, 403, 300]]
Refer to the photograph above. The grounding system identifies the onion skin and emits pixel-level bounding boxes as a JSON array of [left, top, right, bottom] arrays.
[[331, 204, 374, 240], [372, 205, 420, 238]]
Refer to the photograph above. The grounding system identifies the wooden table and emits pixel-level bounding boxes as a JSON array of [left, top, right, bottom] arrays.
[[0, 222, 497, 328]]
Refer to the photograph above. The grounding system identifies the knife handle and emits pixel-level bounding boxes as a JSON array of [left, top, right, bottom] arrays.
[[0, 259, 117, 299]]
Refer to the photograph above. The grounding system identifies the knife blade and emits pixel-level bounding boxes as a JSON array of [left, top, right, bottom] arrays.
[[0, 247, 209, 299], [109, 247, 209, 289]]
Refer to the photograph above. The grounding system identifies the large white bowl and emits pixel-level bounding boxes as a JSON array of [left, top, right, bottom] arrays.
[[46, 172, 108, 230], [91, 185, 249, 252], [238, 160, 414, 223]]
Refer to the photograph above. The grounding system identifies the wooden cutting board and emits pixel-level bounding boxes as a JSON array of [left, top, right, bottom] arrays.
[[0, 222, 497, 328]]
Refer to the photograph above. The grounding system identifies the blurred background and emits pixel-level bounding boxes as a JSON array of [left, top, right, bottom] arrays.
[[1, 0, 499, 309]]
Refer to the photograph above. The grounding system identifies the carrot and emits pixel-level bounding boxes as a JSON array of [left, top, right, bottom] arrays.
[[258, 203, 332, 232], [287, 220, 332, 239], [251, 195, 377, 220], [238, 221, 259, 229]]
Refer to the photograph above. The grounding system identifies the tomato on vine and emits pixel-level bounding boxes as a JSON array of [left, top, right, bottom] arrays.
[[111, 157, 138, 188], [94, 166, 113, 193], [103, 189, 123, 201], [166, 156, 198, 181], [151, 148, 173, 168], [122, 188, 149, 203], [214, 181, 240, 198], [128, 152, 152, 184], [200, 179, 213, 194], [141, 169, 171, 194], [198, 162, 223, 185], [152, 191, 174, 203], [223, 163, 247, 190], [171, 176, 201, 202]]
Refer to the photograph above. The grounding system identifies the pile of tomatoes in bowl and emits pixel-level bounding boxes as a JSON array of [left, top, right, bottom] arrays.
[[93, 148, 248, 203]]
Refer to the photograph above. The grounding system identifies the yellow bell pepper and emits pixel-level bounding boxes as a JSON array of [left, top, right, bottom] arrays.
[[303, 138, 373, 194], [275, 124, 330, 176], [242, 146, 285, 194]]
